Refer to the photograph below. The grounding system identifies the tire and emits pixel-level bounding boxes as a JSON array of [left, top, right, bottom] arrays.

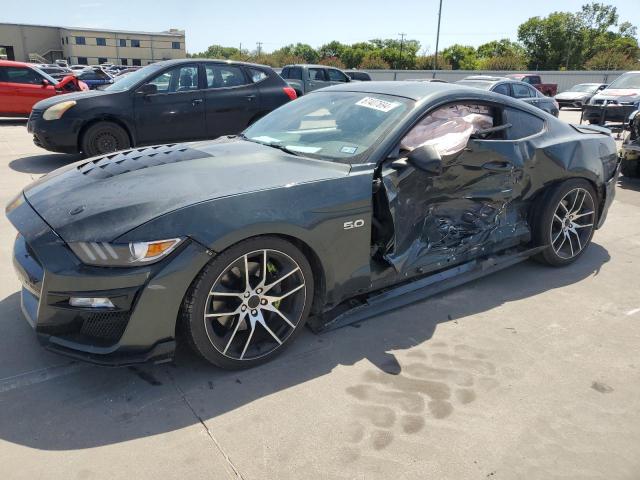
[[181, 236, 314, 369], [533, 179, 597, 267], [620, 159, 639, 178], [81, 121, 131, 157]]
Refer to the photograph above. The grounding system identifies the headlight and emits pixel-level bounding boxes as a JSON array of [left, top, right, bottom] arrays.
[[69, 238, 183, 267], [43, 100, 77, 120]]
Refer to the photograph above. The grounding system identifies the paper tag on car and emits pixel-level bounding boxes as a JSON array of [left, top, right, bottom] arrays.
[[355, 97, 400, 112], [252, 135, 281, 144], [340, 146, 358, 154]]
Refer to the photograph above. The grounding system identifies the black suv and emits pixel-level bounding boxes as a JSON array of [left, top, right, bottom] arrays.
[[28, 59, 297, 157]]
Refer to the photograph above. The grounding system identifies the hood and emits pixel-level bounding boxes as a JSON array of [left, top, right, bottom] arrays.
[[592, 88, 640, 102], [555, 91, 590, 100], [23, 139, 350, 242], [32, 89, 114, 111]]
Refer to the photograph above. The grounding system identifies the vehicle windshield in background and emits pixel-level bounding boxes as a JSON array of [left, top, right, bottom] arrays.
[[32, 67, 59, 85], [607, 73, 640, 90], [567, 84, 600, 93], [243, 91, 412, 163], [456, 80, 493, 90], [104, 64, 162, 92]]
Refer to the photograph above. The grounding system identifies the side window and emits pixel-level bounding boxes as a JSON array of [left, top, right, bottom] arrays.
[[147, 65, 199, 93], [290, 67, 303, 80], [493, 83, 510, 96], [0, 67, 7, 83], [512, 83, 533, 98], [4, 67, 42, 84], [205, 65, 248, 88], [401, 103, 496, 156], [503, 108, 544, 140], [327, 69, 348, 82], [248, 68, 267, 83], [308, 68, 325, 81], [280, 67, 290, 78]]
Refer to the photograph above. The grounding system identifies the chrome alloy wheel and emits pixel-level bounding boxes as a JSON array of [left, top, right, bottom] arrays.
[[550, 187, 595, 259], [203, 249, 307, 361]]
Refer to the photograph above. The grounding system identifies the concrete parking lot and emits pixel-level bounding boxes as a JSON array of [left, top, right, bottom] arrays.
[[0, 109, 639, 480]]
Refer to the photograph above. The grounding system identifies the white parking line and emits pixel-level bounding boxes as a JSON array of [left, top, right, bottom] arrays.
[[626, 308, 640, 316], [0, 362, 89, 394]]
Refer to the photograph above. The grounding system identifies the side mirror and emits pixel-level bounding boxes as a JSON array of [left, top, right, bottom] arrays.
[[136, 83, 157, 95], [41, 79, 50, 87], [406, 145, 442, 175]]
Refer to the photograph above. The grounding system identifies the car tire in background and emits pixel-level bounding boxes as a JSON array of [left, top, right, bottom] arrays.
[[181, 236, 314, 369], [533, 179, 597, 267], [81, 121, 131, 157]]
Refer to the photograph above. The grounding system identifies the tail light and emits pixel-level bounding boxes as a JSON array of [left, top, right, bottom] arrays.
[[283, 87, 297, 101]]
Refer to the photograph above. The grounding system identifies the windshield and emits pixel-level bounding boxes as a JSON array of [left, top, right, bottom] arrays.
[[32, 67, 59, 85], [567, 84, 599, 93], [104, 64, 163, 92], [607, 73, 640, 90], [456, 80, 493, 90], [243, 91, 412, 164]]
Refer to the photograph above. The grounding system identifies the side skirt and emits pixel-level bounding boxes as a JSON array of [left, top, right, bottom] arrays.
[[308, 246, 546, 333]]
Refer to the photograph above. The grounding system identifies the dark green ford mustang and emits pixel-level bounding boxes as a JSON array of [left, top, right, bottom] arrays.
[[7, 81, 619, 369]]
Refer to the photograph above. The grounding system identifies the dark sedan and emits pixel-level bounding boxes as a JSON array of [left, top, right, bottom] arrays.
[[456, 76, 560, 116], [8, 82, 618, 369], [28, 59, 297, 157]]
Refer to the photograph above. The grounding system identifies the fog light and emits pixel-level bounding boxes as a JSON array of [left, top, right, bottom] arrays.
[[69, 297, 115, 308]]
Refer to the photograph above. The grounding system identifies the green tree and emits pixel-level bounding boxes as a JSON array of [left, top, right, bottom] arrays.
[[319, 41, 346, 59], [441, 44, 478, 69], [318, 56, 346, 68], [585, 50, 640, 70], [359, 52, 390, 69]]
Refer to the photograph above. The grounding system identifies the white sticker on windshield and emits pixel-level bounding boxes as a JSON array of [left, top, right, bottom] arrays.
[[285, 145, 322, 154], [355, 97, 401, 112], [341, 146, 358, 154], [252, 135, 281, 144]]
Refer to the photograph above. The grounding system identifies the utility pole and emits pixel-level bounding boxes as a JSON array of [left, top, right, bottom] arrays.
[[239, 42, 242, 55], [398, 32, 406, 70], [256, 42, 263, 56], [432, 0, 443, 76]]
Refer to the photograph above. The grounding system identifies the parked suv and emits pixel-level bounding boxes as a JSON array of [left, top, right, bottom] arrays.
[[28, 59, 297, 157], [0, 60, 88, 117], [280, 64, 352, 96]]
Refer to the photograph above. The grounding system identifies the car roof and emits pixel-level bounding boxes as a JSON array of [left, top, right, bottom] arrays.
[[151, 58, 275, 70], [283, 64, 343, 69], [0, 60, 37, 68]]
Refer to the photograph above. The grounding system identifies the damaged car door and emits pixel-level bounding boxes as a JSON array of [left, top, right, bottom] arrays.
[[379, 101, 544, 275]]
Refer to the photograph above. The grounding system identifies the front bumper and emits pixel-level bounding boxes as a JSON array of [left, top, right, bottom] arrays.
[[8, 197, 211, 366], [597, 161, 620, 229], [28, 110, 82, 154]]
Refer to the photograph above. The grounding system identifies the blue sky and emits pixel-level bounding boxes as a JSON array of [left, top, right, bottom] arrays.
[[2, 0, 639, 54]]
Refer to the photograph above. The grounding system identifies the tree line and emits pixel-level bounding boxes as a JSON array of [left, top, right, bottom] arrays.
[[188, 2, 639, 71]]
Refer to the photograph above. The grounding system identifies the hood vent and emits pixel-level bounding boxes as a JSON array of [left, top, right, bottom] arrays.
[[77, 144, 210, 179]]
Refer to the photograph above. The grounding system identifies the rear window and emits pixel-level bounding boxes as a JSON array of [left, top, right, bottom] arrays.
[[281, 67, 302, 80]]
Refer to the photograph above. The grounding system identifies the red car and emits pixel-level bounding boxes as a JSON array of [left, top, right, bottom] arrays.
[[0, 60, 88, 117]]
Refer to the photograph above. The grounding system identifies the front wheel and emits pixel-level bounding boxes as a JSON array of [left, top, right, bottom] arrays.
[[533, 180, 597, 267], [81, 121, 131, 157], [181, 237, 314, 369], [621, 159, 639, 178]]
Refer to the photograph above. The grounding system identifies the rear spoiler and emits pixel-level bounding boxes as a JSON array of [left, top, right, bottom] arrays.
[[570, 124, 611, 136]]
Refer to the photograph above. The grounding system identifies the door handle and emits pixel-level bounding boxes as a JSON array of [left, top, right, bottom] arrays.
[[245, 95, 256, 101], [482, 161, 512, 172], [192, 98, 203, 106]]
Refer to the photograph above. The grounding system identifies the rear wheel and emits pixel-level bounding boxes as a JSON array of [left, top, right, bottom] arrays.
[[181, 237, 314, 369], [534, 180, 597, 267], [81, 121, 130, 157]]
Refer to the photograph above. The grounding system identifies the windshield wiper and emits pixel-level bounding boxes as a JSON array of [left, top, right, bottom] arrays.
[[240, 135, 301, 156]]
